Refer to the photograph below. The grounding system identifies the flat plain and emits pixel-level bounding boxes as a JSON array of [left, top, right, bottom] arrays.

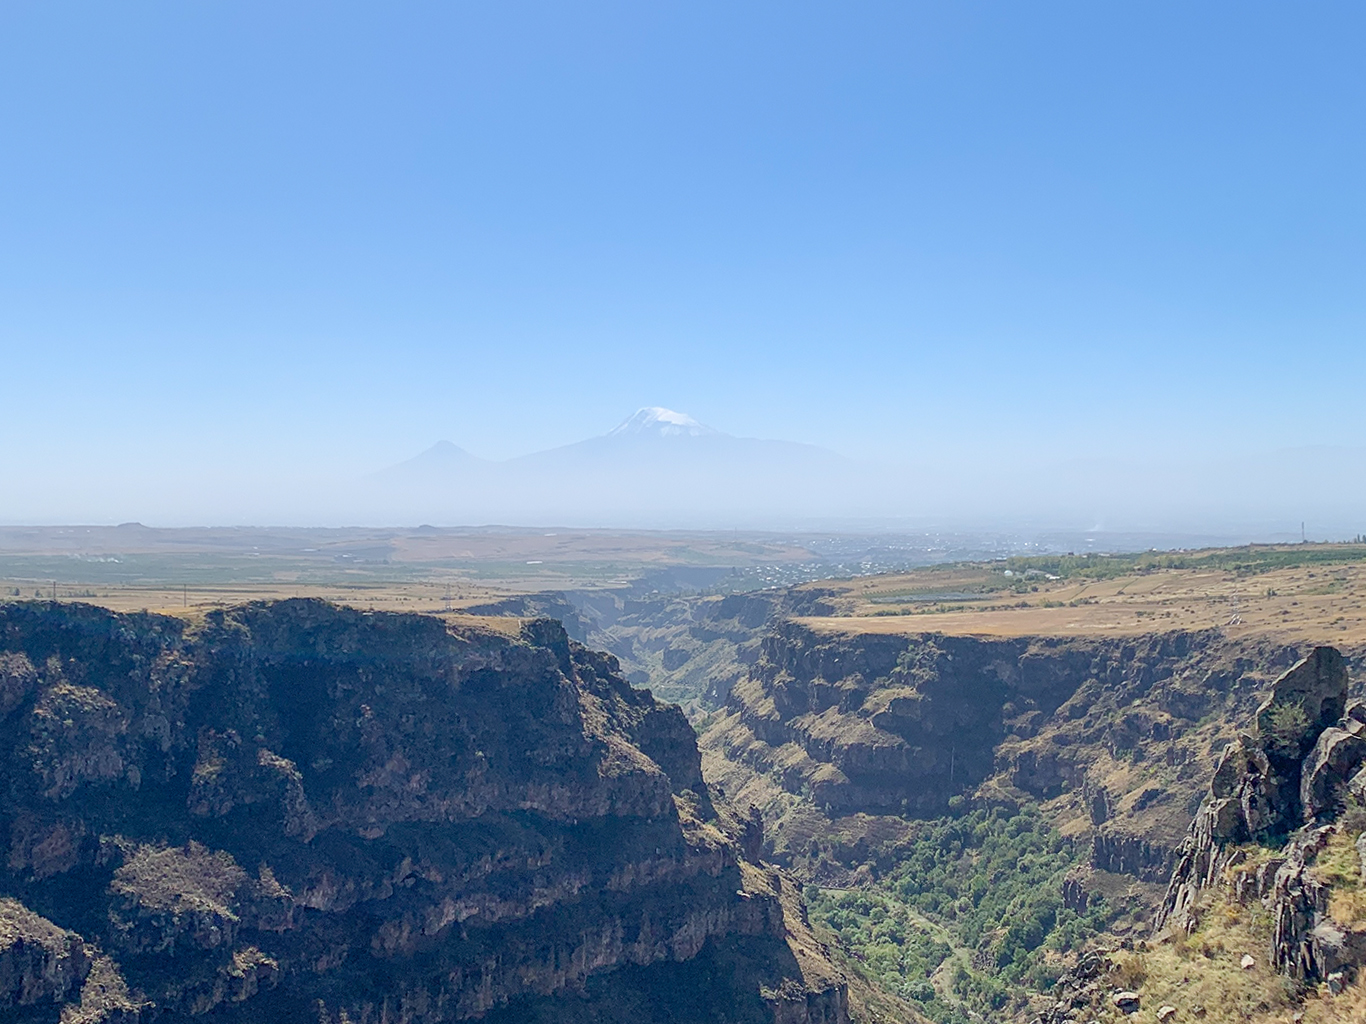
[[795, 545, 1366, 644], [5, 525, 1365, 648], [0, 523, 828, 617]]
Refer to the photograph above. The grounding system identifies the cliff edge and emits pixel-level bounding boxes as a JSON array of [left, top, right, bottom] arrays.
[[0, 599, 853, 1023]]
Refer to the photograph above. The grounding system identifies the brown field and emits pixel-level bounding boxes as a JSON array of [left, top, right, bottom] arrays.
[[0, 523, 817, 569], [7, 527, 1366, 651], [0, 580, 513, 621], [0, 523, 825, 619], [796, 555, 1366, 645]]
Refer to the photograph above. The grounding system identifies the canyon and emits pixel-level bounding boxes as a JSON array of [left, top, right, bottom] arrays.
[[7, 545, 1366, 1020]]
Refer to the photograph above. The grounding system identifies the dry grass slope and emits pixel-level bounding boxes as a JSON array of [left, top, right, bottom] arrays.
[[1094, 890, 1366, 1024]]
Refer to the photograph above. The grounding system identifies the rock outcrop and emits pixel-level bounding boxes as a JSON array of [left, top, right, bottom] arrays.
[[1034, 948, 1116, 1024], [0, 897, 90, 1009], [0, 600, 850, 1023], [1089, 831, 1174, 882], [1156, 647, 1366, 984], [1255, 646, 1348, 766]]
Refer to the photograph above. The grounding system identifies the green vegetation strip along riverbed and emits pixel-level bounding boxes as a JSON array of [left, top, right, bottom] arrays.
[[806, 806, 1115, 1023]]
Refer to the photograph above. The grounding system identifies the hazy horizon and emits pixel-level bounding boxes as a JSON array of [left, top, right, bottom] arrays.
[[3, 4, 1364, 535], [5, 403, 1364, 540]]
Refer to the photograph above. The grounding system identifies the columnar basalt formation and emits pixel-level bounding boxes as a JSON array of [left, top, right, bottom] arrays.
[[0, 600, 849, 1023]]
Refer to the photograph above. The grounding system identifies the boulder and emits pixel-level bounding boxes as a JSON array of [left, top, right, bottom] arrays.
[[1205, 796, 1245, 842], [1346, 698, 1366, 727], [1308, 919, 1366, 977], [1301, 727, 1366, 822], [1156, 1007, 1177, 1022], [1256, 648, 1347, 765], [1112, 990, 1141, 1012], [1208, 735, 1293, 839]]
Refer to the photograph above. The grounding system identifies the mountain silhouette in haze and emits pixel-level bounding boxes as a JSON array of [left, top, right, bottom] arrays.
[[369, 408, 873, 526], [398, 439, 488, 470]]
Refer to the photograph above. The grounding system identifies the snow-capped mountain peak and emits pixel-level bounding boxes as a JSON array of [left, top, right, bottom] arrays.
[[606, 407, 719, 438]]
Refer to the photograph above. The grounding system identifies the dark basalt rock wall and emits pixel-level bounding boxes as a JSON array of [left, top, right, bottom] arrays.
[[716, 623, 1237, 817], [0, 600, 848, 1023], [702, 621, 1362, 903], [0, 897, 91, 1009], [1089, 832, 1174, 882]]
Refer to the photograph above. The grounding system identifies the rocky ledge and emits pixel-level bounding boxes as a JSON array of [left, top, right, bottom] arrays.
[[1157, 647, 1366, 982], [0, 600, 848, 1023]]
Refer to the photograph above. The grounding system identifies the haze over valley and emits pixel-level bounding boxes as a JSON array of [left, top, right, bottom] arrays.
[[13, 404, 1360, 538], [4, 4, 1366, 1023]]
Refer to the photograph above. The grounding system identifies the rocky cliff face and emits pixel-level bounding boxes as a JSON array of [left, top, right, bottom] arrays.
[[716, 623, 1208, 815], [1156, 647, 1366, 983], [1035, 650, 1366, 1023], [700, 622, 1331, 889], [0, 600, 851, 1023]]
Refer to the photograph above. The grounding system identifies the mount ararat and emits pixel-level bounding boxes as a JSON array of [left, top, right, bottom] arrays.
[[367, 408, 875, 527], [322, 410, 1366, 536]]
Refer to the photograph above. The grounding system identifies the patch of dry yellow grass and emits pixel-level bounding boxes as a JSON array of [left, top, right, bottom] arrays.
[[797, 558, 1366, 644], [1093, 890, 1366, 1024], [1310, 828, 1366, 927]]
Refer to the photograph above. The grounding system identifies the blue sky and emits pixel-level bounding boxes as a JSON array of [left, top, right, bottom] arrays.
[[2, 2, 1364, 523]]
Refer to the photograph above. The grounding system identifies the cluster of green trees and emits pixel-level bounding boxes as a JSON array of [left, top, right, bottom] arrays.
[[1001, 542, 1366, 582], [807, 806, 1113, 1021]]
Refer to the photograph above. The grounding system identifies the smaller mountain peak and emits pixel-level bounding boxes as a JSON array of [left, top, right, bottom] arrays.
[[408, 441, 484, 465], [608, 407, 718, 438]]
